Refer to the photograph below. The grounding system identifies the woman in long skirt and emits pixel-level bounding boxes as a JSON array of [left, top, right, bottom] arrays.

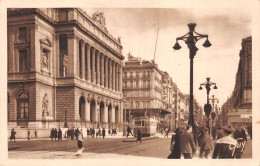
[[76, 131, 84, 156]]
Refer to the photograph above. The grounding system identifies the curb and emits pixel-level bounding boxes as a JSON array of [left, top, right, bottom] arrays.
[[122, 136, 159, 142]]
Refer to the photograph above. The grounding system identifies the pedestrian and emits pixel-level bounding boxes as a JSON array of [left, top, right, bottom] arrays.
[[114, 128, 117, 135], [76, 130, 84, 156], [233, 127, 246, 158], [71, 127, 75, 140], [75, 128, 79, 140], [27, 130, 30, 140], [126, 126, 133, 137], [111, 128, 114, 136], [54, 128, 58, 141], [199, 128, 213, 159], [108, 128, 111, 135], [34, 129, 37, 138], [50, 128, 54, 141], [180, 125, 197, 159], [136, 128, 142, 143], [58, 128, 62, 141], [212, 126, 218, 140], [67, 128, 71, 140], [102, 128, 106, 139], [167, 128, 181, 159], [164, 127, 169, 138], [92, 128, 95, 138], [193, 124, 199, 146], [98, 128, 101, 138], [10, 128, 16, 142], [89, 128, 93, 138], [87, 128, 90, 138], [212, 125, 237, 159]]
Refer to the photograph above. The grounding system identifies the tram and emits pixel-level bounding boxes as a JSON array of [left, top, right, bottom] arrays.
[[132, 117, 158, 137]]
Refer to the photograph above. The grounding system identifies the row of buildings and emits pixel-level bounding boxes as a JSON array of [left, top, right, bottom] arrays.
[[221, 36, 252, 128], [7, 8, 203, 133]]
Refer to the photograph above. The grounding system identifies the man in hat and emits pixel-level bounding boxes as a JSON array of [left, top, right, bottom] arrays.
[[198, 128, 213, 159], [212, 125, 237, 159], [168, 128, 181, 159], [180, 125, 197, 159]]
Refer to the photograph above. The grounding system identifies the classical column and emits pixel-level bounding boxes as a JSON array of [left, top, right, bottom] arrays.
[[115, 63, 118, 91], [67, 34, 78, 77], [96, 51, 100, 85], [112, 105, 115, 123], [112, 61, 115, 90], [91, 48, 96, 83], [104, 103, 108, 123], [81, 41, 85, 80], [109, 59, 112, 89], [76, 38, 80, 77], [55, 34, 60, 76], [119, 64, 122, 92], [105, 57, 109, 88], [86, 44, 91, 82], [100, 54, 104, 87], [85, 100, 90, 121]]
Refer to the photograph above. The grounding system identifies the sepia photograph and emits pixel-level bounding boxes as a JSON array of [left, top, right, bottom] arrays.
[[1, 0, 260, 166]]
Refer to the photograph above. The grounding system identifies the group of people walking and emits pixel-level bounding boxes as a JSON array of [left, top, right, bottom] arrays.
[[86, 128, 106, 139], [168, 125, 249, 159], [50, 128, 63, 141]]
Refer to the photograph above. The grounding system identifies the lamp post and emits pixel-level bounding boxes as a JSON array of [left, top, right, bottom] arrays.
[[199, 78, 217, 134], [209, 95, 219, 130], [123, 95, 127, 136], [64, 104, 68, 128], [173, 23, 211, 131]]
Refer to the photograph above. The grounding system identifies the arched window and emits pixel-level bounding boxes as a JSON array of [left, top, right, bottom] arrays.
[[17, 92, 29, 120], [79, 97, 85, 119]]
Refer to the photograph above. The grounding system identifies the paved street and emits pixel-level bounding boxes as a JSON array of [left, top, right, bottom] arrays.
[[8, 137, 252, 159]]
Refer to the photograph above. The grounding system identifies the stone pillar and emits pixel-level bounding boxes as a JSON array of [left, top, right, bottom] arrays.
[[86, 44, 91, 82], [105, 57, 109, 88], [112, 105, 115, 123], [76, 38, 80, 77], [67, 35, 77, 77], [115, 63, 118, 91], [55, 34, 60, 76], [96, 51, 100, 85], [104, 104, 108, 123], [100, 54, 104, 87], [113, 62, 116, 90], [81, 41, 85, 80], [91, 48, 96, 83], [85, 101, 90, 121], [109, 60, 112, 89], [119, 64, 122, 92], [96, 103, 100, 122]]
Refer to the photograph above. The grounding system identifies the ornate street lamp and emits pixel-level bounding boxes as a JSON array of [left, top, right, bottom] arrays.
[[173, 23, 211, 130], [209, 95, 219, 129], [199, 77, 217, 134]]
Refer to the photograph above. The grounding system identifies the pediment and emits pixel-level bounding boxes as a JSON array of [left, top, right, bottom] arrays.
[[40, 37, 52, 47]]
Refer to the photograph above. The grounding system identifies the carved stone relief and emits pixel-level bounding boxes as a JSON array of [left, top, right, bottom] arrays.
[[42, 94, 51, 117]]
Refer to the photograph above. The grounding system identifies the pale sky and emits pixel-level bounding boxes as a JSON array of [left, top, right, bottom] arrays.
[[85, 8, 251, 108]]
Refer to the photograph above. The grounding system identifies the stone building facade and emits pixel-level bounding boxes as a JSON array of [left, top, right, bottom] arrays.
[[7, 8, 124, 130], [122, 54, 176, 130], [221, 36, 252, 127]]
